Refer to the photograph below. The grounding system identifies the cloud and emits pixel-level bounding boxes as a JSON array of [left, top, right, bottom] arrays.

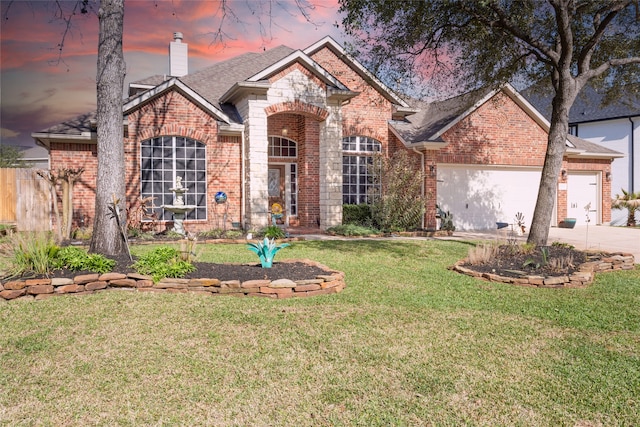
[[1, 128, 19, 139], [0, 0, 348, 147]]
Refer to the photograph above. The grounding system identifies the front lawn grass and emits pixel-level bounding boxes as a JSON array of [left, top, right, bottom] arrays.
[[1, 239, 638, 426]]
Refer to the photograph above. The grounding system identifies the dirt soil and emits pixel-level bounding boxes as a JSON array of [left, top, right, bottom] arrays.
[[461, 245, 592, 278], [44, 252, 330, 283]]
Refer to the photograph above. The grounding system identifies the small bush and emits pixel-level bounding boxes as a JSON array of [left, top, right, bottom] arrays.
[[551, 241, 575, 249], [198, 229, 244, 240], [518, 243, 537, 255], [343, 204, 372, 226], [198, 228, 226, 239], [467, 243, 500, 265], [327, 224, 379, 237], [0, 232, 59, 277], [548, 254, 575, 272], [262, 225, 286, 239], [132, 246, 196, 282], [72, 227, 93, 240], [52, 246, 115, 274]]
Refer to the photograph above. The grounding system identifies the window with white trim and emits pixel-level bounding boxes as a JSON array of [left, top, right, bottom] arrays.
[[141, 136, 207, 221], [342, 136, 381, 204], [269, 136, 297, 157]]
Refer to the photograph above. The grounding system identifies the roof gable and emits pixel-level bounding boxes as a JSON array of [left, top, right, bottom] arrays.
[[304, 36, 412, 112], [123, 78, 232, 123], [390, 84, 621, 158]]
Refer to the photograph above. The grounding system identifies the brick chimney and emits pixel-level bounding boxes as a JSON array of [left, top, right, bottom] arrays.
[[169, 32, 188, 77]]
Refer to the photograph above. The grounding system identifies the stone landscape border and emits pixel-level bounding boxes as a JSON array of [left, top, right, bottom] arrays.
[[452, 252, 636, 288], [0, 259, 346, 302]]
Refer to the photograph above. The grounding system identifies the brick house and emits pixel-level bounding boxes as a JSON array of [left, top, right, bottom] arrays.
[[32, 35, 620, 232]]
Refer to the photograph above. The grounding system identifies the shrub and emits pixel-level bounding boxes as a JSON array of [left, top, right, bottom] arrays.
[[327, 224, 379, 237], [72, 227, 93, 240], [52, 246, 115, 274], [132, 246, 196, 282], [198, 229, 244, 240], [198, 228, 225, 239], [262, 225, 286, 239], [0, 232, 59, 277], [467, 243, 500, 265], [343, 204, 372, 226], [370, 151, 426, 232]]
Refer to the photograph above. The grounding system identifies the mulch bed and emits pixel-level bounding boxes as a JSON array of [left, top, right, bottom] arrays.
[[43, 252, 329, 283], [461, 245, 592, 279]]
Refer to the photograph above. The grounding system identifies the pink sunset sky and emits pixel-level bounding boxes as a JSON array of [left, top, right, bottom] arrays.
[[0, 0, 346, 150]]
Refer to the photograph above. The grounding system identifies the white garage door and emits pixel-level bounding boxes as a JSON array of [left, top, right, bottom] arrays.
[[437, 165, 543, 231], [567, 172, 599, 225]]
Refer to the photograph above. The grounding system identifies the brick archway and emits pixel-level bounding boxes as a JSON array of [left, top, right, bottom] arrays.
[[265, 101, 329, 122]]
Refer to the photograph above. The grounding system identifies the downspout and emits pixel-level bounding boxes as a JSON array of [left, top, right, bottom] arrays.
[[411, 146, 426, 229], [241, 126, 247, 230], [630, 117, 636, 193]]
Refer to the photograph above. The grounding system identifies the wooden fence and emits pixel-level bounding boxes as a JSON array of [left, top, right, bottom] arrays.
[[0, 168, 51, 231]]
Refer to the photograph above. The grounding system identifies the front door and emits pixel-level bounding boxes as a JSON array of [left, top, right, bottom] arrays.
[[268, 166, 285, 225], [567, 172, 599, 225]]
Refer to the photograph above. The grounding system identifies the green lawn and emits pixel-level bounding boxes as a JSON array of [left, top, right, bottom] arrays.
[[1, 239, 638, 426]]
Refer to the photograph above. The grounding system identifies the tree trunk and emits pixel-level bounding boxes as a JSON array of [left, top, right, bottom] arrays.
[[528, 78, 577, 246], [89, 0, 127, 256]]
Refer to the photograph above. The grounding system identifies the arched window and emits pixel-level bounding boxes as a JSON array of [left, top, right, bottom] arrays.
[[141, 136, 207, 220], [342, 136, 382, 204], [268, 136, 297, 157]]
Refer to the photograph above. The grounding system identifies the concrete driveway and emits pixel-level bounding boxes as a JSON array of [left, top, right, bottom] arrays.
[[296, 225, 639, 263], [454, 225, 639, 263]]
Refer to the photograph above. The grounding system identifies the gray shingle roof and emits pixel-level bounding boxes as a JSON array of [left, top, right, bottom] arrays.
[[567, 134, 623, 156], [391, 88, 491, 143], [391, 86, 620, 158], [36, 111, 95, 135], [524, 82, 640, 123], [180, 45, 295, 107]]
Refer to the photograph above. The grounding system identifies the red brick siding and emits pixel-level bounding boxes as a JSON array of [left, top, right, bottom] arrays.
[[49, 143, 98, 228], [310, 48, 393, 145], [439, 93, 548, 166], [50, 89, 242, 232]]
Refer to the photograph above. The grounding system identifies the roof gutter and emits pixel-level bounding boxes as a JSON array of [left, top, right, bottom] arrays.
[[564, 147, 625, 159]]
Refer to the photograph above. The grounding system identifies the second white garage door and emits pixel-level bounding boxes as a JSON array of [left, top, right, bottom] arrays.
[[566, 172, 599, 225], [437, 165, 544, 231]]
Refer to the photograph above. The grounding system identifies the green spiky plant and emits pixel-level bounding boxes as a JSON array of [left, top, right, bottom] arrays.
[[246, 237, 290, 268]]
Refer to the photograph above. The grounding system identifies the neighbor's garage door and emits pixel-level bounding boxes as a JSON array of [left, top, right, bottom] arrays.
[[567, 172, 599, 225], [437, 165, 543, 231]]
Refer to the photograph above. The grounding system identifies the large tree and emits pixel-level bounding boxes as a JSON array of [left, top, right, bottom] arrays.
[[89, 0, 127, 256], [340, 0, 640, 245]]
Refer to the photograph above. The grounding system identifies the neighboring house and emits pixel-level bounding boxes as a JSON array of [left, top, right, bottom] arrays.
[[32, 35, 620, 233], [525, 84, 640, 226], [0, 144, 49, 169]]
